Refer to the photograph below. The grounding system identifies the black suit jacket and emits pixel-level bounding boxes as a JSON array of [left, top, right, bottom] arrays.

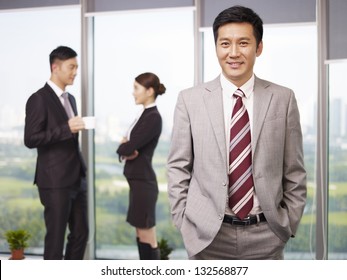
[[116, 106, 162, 181], [24, 83, 86, 189]]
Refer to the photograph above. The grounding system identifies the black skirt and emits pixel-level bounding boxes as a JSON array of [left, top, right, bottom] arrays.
[[126, 179, 158, 228]]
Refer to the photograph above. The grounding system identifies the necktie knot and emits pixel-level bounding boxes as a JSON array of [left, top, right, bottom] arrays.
[[233, 88, 244, 99]]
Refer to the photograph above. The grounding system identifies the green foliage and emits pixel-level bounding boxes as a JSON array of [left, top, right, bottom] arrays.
[[285, 224, 314, 253], [95, 188, 184, 248], [4, 229, 31, 250], [158, 238, 173, 260], [2, 139, 347, 258], [328, 224, 347, 253], [0, 184, 45, 251]]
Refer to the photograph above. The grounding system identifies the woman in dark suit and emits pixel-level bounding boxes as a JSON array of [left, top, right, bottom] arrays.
[[116, 72, 166, 260]]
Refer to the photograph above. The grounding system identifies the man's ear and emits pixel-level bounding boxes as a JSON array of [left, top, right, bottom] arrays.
[[256, 41, 263, 57], [51, 63, 58, 73], [51, 60, 62, 73]]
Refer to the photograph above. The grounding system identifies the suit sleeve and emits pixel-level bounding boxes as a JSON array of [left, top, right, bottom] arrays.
[[24, 93, 73, 148], [167, 92, 194, 230], [116, 111, 161, 157], [282, 90, 307, 236]]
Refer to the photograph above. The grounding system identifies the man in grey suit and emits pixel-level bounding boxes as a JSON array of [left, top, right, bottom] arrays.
[[167, 5, 307, 259]]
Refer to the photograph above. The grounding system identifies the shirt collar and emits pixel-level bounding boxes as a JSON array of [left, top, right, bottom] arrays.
[[220, 73, 255, 99], [240, 75, 255, 98], [47, 80, 64, 98], [145, 102, 156, 109]]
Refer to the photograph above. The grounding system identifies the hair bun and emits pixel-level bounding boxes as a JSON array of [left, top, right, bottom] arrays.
[[158, 83, 166, 95]]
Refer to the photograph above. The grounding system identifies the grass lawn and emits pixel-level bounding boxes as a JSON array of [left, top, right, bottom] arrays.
[[301, 211, 347, 226], [329, 182, 347, 196], [0, 177, 35, 196]]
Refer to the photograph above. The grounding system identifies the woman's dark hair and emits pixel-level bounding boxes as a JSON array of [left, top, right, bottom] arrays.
[[49, 46, 77, 71], [213, 5, 263, 47], [135, 72, 166, 98]]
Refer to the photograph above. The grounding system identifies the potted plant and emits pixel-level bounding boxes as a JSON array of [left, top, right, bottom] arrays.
[[4, 229, 31, 260], [158, 238, 173, 260]]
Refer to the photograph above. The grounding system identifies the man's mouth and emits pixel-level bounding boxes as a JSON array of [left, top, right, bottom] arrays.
[[227, 62, 242, 68]]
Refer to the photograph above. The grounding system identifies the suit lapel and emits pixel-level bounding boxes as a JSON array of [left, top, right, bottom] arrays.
[[44, 83, 79, 140], [44, 83, 69, 120], [131, 108, 146, 135], [203, 77, 227, 164], [252, 77, 273, 157], [130, 107, 158, 137], [68, 94, 78, 116]]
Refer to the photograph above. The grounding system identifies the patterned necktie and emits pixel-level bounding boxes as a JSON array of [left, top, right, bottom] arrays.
[[62, 92, 74, 119], [228, 88, 254, 219]]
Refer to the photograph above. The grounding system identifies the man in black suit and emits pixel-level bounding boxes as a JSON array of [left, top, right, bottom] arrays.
[[24, 46, 88, 260]]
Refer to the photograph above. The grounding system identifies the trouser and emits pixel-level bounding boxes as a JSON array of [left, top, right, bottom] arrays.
[[38, 178, 88, 260], [190, 221, 286, 260]]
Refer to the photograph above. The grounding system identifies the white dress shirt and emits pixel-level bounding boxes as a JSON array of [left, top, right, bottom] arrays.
[[220, 73, 261, 216], [125, 102, 156, 140], [47, 80, 75, 117]]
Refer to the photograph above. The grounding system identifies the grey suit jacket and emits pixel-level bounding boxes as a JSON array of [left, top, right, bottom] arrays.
[[167, 76, 307, 258]]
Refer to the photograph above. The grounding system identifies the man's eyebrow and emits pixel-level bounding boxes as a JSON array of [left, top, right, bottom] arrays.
[[218, 36, 251, 41]]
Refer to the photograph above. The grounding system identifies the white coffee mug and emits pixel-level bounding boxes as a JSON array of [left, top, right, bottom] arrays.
[[82, 116, 96, 129]]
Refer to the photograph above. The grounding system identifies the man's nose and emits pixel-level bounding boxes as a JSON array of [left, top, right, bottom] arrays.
[[228, 44, 240, 57]]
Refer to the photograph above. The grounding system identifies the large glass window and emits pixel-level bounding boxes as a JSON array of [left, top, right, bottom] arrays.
[[0, 7, 81, 255], [202, 23, 318, 259], [94, 9, 194, 259], [328, 61, 347, 259]]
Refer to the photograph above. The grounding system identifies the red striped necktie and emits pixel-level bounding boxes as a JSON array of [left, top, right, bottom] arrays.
[[228, 88, 254, 219]]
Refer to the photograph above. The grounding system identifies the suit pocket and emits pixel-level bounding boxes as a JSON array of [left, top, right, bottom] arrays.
[[184, 189, 209, 223]]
